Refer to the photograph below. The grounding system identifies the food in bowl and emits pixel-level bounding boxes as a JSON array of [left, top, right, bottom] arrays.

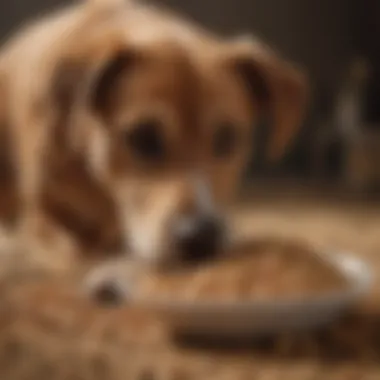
[[135, 238, 348, 302]]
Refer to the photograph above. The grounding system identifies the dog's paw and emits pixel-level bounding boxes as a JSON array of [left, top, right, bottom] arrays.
[[83, 258, 141, 307]]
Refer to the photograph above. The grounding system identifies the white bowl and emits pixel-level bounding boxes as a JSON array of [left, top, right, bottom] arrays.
[[138, 250, 373, 337]]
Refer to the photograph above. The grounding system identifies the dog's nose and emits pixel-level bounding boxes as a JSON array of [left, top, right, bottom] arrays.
[[90, 280, 124, 307], [175, 215, 224, 264]]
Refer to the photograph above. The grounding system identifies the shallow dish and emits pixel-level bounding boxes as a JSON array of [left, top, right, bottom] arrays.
[[137, 249, 373, 337]]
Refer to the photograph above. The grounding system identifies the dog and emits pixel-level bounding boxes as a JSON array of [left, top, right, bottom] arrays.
[[0, 0, 307, 295]]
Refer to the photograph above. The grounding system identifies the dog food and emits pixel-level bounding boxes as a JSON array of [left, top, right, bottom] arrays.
[[136, 239, 348, 301]]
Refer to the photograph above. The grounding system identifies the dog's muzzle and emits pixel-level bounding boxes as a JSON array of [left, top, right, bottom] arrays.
[[173, 214, 225, 264]]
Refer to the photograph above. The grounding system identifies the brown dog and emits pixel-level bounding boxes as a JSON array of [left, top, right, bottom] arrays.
[[0, 0, 307, 276]]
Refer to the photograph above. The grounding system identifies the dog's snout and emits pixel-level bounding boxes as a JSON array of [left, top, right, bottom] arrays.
[[175, 215, 224, 264]]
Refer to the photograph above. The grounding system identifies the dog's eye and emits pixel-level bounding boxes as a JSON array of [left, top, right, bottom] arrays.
[[213, 123, 238, 158], [126, 120, 165, 160]]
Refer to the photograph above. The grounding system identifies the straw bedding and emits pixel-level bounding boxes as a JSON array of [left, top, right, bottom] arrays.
[[0, 189, 379, 380]]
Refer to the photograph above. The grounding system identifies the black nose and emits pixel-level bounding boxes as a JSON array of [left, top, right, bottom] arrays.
[[91, 280, 124, 307], [175, 216, 224, 264]]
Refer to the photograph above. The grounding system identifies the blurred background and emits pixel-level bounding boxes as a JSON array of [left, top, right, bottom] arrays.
[[1, 0, 380, 194]]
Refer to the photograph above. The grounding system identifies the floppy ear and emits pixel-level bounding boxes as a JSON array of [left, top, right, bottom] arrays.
[[50, 36, 139, 145], [89, 49, 137, 118], [51, 33, 138, 117], [226, 37, 308, 161]]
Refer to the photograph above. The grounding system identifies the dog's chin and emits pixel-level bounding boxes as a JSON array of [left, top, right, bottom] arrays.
[[129, 242, 175, 270]]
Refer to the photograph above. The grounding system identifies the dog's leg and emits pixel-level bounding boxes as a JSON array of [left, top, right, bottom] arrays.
[[12, 107, 80, 274], [18, 209, 79, 274]]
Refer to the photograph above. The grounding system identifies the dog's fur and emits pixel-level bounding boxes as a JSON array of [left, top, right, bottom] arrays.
[[0, 0, 307, 273]]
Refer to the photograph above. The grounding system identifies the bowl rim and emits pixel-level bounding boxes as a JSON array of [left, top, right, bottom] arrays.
[[134, 248, 373, 313]]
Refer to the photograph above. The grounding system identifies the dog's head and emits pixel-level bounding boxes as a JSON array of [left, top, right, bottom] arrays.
[[52, 5, 307, 266]]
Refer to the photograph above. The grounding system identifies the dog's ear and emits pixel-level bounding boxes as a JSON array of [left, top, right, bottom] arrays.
[[225, 37, 308, 161], [49, 29, 139, 153], [51, 42, 139, 118], [89, 49, 137, 118]]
